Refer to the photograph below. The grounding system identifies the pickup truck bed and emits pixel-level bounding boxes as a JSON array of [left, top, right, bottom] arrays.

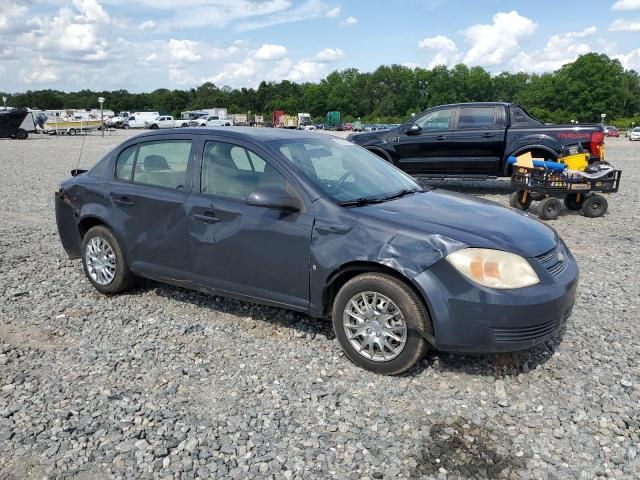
[[347, 103, 605, 178]]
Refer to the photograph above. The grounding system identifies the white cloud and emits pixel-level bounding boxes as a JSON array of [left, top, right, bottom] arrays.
[[237, 1, 335, 32], [418, 34, 461, 67], [138, 20, 157, 32], [463, 11, 537, 67], [0, 1, 29, 33], [72, 0, 110, 24], [340, 16, 357, 26], [612, 0, 640, 10], [255, 43, 288, 60], [609, 18, 640, 31], [314, 47, 343, 62], [615, 48, 640, 69], [326, 6, 341, 17], [510, 27, 597, 72], [168, 38, 201, 63]]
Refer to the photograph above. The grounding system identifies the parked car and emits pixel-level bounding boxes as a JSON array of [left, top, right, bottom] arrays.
[[197, 115, 232, 127], [348, 102, 605, 178], [606, 126, 620, 137], [55, 128, 578, 374], [629, 127, 640, 141], [145, 116, 190, 129]]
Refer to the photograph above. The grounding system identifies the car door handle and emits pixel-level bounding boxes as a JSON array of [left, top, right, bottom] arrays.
[[482, 133, 495, 138], [436, 135, 447, 141], [193, 212, 220, 224], [114, 197, 134, 208]]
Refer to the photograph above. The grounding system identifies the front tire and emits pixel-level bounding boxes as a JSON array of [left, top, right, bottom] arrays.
[[16, 129, 28, 140], [332, 273, 430, 375], [509, 190, 532, 210], [538, 197, 562, 220], [81, 226, 136, 294]]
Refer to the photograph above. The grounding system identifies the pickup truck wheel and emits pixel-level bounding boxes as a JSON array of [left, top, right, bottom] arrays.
[[150, 124, 159, 130], [581, 195, 608, 218], [538, 197, 562, 220], [509, 190, 532, 210], [122, 124, 129, 129], [332, 273, 430, 375], [564, 193, 584, 210], [82, 226, 136, 294]]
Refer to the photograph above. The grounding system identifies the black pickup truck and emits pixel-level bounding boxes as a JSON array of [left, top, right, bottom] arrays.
[[347, 102, 605, 178]]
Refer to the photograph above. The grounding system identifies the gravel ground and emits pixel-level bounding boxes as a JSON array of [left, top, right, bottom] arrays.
[[0, 130, 639, 480]]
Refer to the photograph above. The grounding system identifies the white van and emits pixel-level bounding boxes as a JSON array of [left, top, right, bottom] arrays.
[[125, 112, 159, 129]]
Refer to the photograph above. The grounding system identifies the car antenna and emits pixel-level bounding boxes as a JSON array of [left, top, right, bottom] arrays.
[[71, 131, 88, 176]]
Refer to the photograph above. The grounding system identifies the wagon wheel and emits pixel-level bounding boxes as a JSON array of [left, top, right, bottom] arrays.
[[509, 190, 532, 210], [538, 197, 562, 220], [581, 195, 608, 218], [564, 193, 584, 211]]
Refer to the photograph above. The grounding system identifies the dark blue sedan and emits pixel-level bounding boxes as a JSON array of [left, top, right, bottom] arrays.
[[55, 128, 578, 374]]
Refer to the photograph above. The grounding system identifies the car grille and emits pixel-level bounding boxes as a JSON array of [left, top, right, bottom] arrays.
[[492, 306, 572, 344], [535, 243, 567, 277]]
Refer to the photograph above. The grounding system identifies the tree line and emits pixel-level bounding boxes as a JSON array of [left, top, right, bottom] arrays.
[[3, 53, 639, 127]]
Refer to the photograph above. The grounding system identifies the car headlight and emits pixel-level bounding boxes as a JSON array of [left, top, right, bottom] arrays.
[[446, 248, 539, 289]]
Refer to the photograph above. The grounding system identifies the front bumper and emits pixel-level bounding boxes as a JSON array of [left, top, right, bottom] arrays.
[[414, 242, 579, 353]]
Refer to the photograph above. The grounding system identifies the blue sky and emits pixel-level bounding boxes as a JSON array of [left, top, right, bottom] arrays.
[[1, 0, 639, 92]]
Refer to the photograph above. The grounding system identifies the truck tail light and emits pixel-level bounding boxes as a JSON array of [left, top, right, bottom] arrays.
[[590, 131, 604, 159]]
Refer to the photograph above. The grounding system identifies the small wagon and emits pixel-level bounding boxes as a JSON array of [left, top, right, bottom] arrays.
[[510, 165, 622, 220]]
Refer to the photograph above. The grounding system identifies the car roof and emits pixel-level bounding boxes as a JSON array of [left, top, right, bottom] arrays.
[[130, 127, 325, 142]]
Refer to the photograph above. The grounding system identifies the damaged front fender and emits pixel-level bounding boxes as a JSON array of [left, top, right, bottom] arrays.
[[308, 198, 468, 316]]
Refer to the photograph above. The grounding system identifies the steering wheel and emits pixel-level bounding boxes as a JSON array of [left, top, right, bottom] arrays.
[[331, 171, 355, 194]]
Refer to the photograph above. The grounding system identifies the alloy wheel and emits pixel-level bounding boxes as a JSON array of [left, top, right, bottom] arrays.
[[343, 291, 408, 362], [85, 236, 117, 285]]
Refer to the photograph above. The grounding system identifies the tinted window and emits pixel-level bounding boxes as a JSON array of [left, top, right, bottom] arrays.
[[201, 142, 285, 200], [458, 107, 496, 129], [132, 140, 191, 189], [115, 144, 137, 180], [415, 108, 454, 131]]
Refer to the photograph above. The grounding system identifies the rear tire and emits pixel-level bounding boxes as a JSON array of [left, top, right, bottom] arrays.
[[332, 273, 430, 375], [81, 226, 136, 294], [581, 194, 608, 218], [564, 193, 584, 211], [68, 128, 76, 136], [538, 197, 562, 220], [509, 190, 532, 210], [16, 129, 28, 140]]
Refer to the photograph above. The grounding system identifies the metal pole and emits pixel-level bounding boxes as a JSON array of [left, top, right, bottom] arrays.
[[101, 104, 104, 137]]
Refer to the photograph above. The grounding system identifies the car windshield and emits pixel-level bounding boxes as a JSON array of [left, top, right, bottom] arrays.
[[271, 137, 422, 204]]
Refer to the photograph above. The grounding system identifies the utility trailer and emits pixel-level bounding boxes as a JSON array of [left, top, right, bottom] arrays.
[[0, 109, 31, 139]]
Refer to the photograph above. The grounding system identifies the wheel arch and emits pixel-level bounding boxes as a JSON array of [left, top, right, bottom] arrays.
[[321, 261, 435, 340], [365, 146, 394, 163], [77, 214, 133, 266], [504, 145, 558, 176]]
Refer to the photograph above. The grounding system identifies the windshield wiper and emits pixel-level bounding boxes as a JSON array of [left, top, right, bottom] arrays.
[[379, 188, 423, 201], [336, 196, 386, 207]]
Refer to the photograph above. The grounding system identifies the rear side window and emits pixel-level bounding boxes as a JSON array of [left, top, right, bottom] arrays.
[[132, 140, 192, 189], [457, 107, 496, 129], [115, 145, 138, 180]]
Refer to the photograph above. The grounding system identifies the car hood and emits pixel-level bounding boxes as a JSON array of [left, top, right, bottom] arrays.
[[356, 189, 557, 258]]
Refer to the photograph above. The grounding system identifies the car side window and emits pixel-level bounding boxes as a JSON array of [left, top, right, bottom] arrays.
[[132, 140, 192, 189], [115, 144, 138, 180], [457, 107, 496, 129], [201, 141, 285, 200], [415, 108, 454, 131]]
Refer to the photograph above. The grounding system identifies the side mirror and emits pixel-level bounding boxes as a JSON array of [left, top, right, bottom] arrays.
[[246, 186, 300, 211], [406, 124, 422, 135]]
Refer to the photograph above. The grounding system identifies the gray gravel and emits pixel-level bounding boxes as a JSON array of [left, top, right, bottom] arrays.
[[1, 131, 639, 480]]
